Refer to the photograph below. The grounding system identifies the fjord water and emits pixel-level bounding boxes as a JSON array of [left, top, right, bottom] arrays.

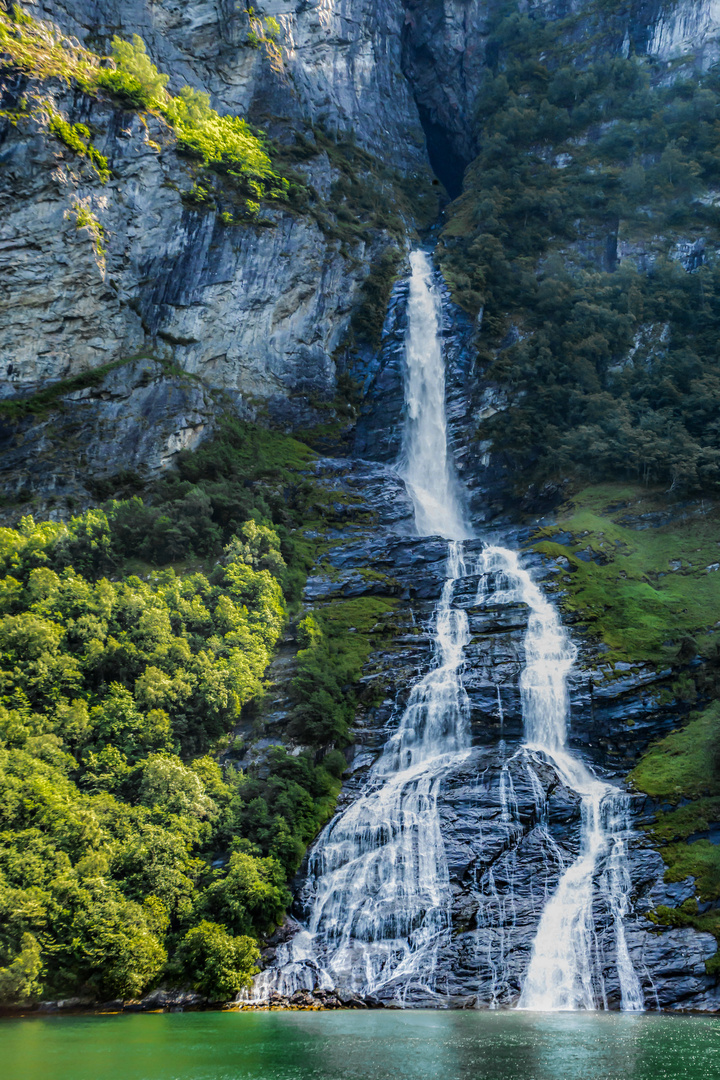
[[4, 1011, 720, 1080], [260, 249, 642, 1007]]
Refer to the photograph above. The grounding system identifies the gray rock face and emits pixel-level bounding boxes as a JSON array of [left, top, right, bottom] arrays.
[[401, 0, 489, 165], [2, 0, 434, 441], [32, 0, 427, 170], [0, 87, 398, 413], [0, 358, 218, 513]]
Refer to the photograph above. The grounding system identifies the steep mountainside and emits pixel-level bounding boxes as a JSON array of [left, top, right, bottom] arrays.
[[2, 0, 720, 1012], [0, 0, 434, 509]]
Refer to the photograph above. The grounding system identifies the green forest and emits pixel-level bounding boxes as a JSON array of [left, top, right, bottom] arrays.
[[0, 421, 386, 1004], [439, 4, 720, 496]]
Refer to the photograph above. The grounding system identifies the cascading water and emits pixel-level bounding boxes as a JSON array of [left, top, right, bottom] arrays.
[[253, 251, 474, 1002], [471, 547, 644, 1012], [256, 249, 643, 1011], [275, 540, 472, 1000]]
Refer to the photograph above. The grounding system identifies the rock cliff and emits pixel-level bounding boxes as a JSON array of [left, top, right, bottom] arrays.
[[2, 0, 720, 1012], [0, 0, 433, 510]]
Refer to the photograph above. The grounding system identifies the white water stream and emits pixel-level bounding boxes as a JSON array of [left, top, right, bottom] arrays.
[[255, 250, 643, 1011], [401, 251, 468, 540]]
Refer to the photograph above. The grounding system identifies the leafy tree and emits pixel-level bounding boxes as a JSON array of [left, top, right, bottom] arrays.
[[0, 933, 43, 1004], [198, 851, 290, 936], [175, 920, 259, 999], [69, 893, 167, 999]]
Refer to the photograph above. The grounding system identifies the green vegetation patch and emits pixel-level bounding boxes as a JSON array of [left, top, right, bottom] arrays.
[[0, 357, 139, 420], [629, 704, 720, 803], [288, 597, 398, 748], [0, 510, 288, 1003], [0, 3, 102, 87], [630, 702, 720, 963], [350, 247, 403, 348], [530, 484, 720, 664], [0, 418, 390, 1005], [45, 105, 110, 182]]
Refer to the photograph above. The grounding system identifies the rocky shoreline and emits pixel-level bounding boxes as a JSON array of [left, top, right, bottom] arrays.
[[1, 986, 383, 1016]]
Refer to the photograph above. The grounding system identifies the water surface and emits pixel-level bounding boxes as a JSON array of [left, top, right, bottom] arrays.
[[4, 1010, 720, 1080]]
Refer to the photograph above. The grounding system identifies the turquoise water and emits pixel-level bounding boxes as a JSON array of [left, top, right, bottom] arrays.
[[3, 1010, 720, 1080]]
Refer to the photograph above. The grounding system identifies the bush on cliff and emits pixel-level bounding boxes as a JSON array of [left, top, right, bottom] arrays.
[[0, 8, 291, 213], [96, 34, 169, 110]]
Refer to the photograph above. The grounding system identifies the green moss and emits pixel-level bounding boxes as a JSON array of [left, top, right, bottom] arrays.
[[180, 418, 316, 479], [316, 595, 398, 637], [660, 841, 720, 902], [647, 797, 720, 843], [629, 702, 720, 961], [350, 247, 403, 347], [649, 904, 720, 948], [629, 704, 720, 801], [45, 105, 110, 182], [287, 596, 398, 747], [529, 484, 720, 664], [68, 200, 106, 259]]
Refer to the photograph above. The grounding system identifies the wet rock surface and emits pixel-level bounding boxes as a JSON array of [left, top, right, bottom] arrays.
[[248, 267, 720, 1011], [0, 358, 219, 515], [243, 449, 720, 1011]]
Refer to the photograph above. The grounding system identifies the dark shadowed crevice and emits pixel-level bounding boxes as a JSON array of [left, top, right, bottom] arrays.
[[415, 102, 469, 201]]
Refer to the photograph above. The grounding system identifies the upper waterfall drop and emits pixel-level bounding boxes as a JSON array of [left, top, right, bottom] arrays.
[[401, 251, 470, 541]]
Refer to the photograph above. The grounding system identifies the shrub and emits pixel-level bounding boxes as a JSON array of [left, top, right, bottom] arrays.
[[0, 934, 43, 1004], [96, 34, 169, 110], [46, 105, 110, 182], [175, 921, 259, 999]]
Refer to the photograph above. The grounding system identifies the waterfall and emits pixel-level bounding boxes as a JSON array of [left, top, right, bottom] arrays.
[[253, 539, 474, 1001], [255, 249, 642, 1012], [471, 547, 644, 1012], [401, 250, 468, 540], [252, 250, 474, 1003]]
